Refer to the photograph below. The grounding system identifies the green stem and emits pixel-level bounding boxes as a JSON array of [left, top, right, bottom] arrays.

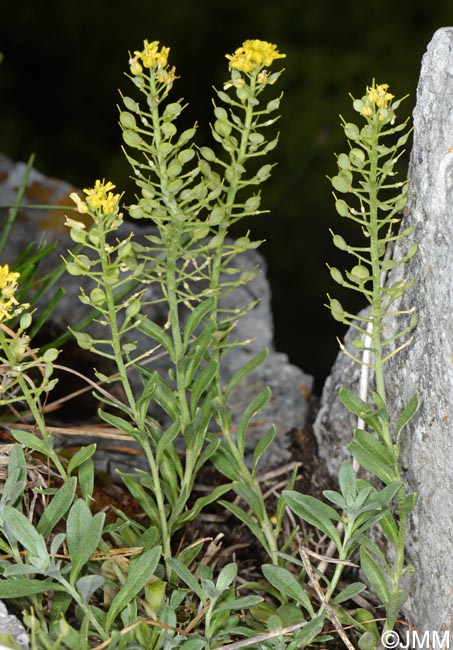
[[96, 220, 172, 557], [369, 116, 408, 631], [208, 72, 280, 564]]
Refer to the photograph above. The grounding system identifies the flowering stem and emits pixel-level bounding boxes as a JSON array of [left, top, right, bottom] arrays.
[[367, 107, 409, 631], [209, 71, 279, 564]]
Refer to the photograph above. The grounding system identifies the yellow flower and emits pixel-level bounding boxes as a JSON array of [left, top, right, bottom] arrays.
[[133, 40, 170, 70], [362, 82, 394, 117], [0, 264, 26, 323], [101, 191, 121, 215], [71, 181, 121, 216], [375, 84, 394, 107], [226, 39, 286, 73], [82, 180, 120, 215]]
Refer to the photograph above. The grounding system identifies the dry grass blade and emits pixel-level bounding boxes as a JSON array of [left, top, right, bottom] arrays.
[[299, 546, 356, 650]]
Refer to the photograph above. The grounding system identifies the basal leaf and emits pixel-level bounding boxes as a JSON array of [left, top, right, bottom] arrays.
[[216, 563, 237, 591], [11, 429, 52, 456], [106, 546, 162, 631], [219, 500, 267, 549], [67, 444, 97, 475], [262, 564, 315, 616], [0, 578, 65, 598], [67, 499, 105, 584], [37, 477, 77, 538], [2, 506, 49, 562], [166, 556, 206, 603]]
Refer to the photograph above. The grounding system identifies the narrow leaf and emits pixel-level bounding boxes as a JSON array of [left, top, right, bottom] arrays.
[[283, 491, 341, 550], [225, 348, 268, 397], [360, 546, 390, 605], [339, 459, 357, 500], [67, 500, 105, 583], [189, 359, 217, 414], [293, 615, 326, 647], [0, 579, 65, 598], [236, 387, 271, 456], [183, 297, 215, 349], [106, 546, 161, 631], [153, 375, 180, 421], [262, 564, 315, 616], [253, 425, 277, 473], [67, 445, 96, 475], [219, 500, 267, 549], [11, 429, 52, 456], [396, 393, 419, 438], [156, 418, 181, 463], [2, 506, 49, 561], [134, 316, 174, 357], [211, 445, 242, 481], [1, 444, 27, 507], [98, 411, 140, 438], [386, 589, 409, 630], [332, 582, 366, 605], [233, 482, 265, 520], [37, 477, 77, 537], [166, 556, 206, 603], [349, 429, 397, 484], [183, 323, 216, 387], [380, 511, 399, 546], [177, 484, 232, 526]]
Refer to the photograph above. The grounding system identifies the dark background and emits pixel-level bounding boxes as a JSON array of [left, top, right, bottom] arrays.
[[0, 1, 451, 391]]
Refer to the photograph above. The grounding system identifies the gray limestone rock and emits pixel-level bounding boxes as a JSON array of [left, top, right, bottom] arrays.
[[0, 600, 29, 650], [314, 27, 453, 630]]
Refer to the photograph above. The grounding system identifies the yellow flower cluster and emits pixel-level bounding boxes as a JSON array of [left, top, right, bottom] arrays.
[[0, 264, 24, 323], [361, 82, 394, 118], [129, 40, 170, 76], [70, 180, 121, 216], [226, 39, 286, 73]]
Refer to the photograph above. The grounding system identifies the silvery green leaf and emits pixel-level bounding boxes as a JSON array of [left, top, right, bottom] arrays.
[[106, 546, 162, 632], [37, 476, 77, 538], [2, 506, 49, 563], [262, 564, 315, 616], [67, 499, 105, 584], [76, 575, 105, 603]]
